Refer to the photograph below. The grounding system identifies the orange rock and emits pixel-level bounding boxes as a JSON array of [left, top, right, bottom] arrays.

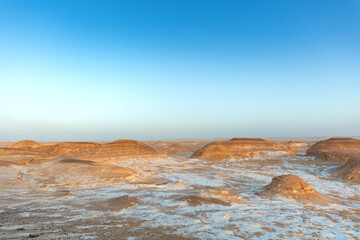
[[338, 157, 360, 181], [0, 139, 160, 159], [191, 138, 294, 161], [260, 175, 334, 205], [7, 140, 41, 149], [307, 138, 360, 161]]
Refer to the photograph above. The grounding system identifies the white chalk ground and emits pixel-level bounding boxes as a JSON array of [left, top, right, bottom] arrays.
[[0, 155, 359, 239]]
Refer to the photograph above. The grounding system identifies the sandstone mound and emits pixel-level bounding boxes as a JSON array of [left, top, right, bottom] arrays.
[[260, 175, 331, 205], [160, 144, 192, 155], [306, 138, 360, 161], [191, 138, 294, 161], [338, 157, 360, 181], [7, 140, 41, 149], [0, 139, 159, 159], [99, 139, 157, 156], [39, 142, 100, 154]]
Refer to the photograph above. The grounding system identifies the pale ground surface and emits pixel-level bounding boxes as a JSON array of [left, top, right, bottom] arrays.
[[0, 152, 360, 239]]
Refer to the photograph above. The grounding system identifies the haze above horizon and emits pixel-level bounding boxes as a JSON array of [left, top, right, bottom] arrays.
[[1, 0, 360, 141]]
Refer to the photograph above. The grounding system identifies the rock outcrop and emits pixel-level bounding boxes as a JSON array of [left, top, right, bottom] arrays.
[[306, 138, 360, 161], [177, 188, 245, 206], [160, 144, 192, 156], [7, 140, 41, 149], [177, 195, 231, 206], [191, 138, 294, 161], [204, 188, 246, 204], [38, 142, 100, 154], [260, 175, 332, 205], [337, 157, 360, 181], [0, 148, 43, 155], [0, 139, 159, 159]]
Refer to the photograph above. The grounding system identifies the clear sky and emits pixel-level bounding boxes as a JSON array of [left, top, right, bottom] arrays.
[[1, 0, 360, 141]]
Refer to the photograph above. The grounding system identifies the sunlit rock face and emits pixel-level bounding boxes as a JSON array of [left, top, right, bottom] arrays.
[[338, 157, 360, 181], [38, 142, 100, 154], [0, 139, 160, 159], [97, 140, 158, 157], [191, 138, 295, 161], [7, 140, 41, 149], [0, 140, 43, 155], [306, 138, 360, 161], [260, 175, 333, 205]]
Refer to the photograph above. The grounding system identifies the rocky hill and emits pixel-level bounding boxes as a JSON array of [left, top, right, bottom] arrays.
[[306, 138, 360, 161], [191, 138, 294, 161]]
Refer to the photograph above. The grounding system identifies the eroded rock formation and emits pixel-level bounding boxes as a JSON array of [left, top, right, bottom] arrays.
[[0, 139, 160, 159], [306, 138, 360, 161], [260, 174, 332, 205], [177, 195, 231, 206], [7, 140, 41, 149], [338, 157, 360, 181], [191, 138, 294, 161]]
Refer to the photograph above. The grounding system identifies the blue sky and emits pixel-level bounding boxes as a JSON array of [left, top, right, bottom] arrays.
[[1, 0, 360, 141]]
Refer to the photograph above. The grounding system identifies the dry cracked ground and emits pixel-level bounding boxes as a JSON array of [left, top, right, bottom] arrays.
[[1, 154, 360, 239]]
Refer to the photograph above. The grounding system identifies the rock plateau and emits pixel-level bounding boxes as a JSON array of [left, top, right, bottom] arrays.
[[191, 138, 294, 161]]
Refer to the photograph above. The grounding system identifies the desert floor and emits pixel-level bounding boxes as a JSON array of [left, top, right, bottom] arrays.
[[0, 154, 359, 239]]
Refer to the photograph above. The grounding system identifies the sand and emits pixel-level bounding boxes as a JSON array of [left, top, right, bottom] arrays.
[[0, 139, 359, 239]]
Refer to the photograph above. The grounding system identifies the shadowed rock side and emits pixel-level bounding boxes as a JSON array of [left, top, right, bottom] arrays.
[[191, 138, 295, 161], [306, 138, 360, 161], [7, 140, 41, 149], [338, 157, 360, 181], [0, 139, 160, 159], [160, 144, 192, 156], [260, 175, 334, 205]]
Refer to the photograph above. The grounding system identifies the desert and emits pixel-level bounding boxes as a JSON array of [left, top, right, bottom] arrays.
[[2, 1, 360, 239], [1, 137, 360, 239]]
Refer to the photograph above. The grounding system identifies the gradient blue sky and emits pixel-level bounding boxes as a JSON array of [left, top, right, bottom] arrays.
[[1, 0, 360, 141]]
